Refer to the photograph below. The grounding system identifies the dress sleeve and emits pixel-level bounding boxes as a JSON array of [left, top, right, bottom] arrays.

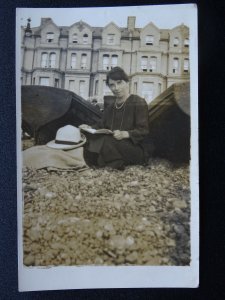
[[128, 98, 150, 144]]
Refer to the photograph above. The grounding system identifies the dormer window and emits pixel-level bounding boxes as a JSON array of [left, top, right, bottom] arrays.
[[83, 34, 88, 44], [107, 34, 115, 45], [72, 33, 78, 44], [46, 32, 54, 43], [145, 35, 154, 45], [173, 37, 179, 47], [184, 38, 189, 47]]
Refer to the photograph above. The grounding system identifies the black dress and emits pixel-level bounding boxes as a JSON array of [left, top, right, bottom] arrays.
[[84, 94, 149, 169]]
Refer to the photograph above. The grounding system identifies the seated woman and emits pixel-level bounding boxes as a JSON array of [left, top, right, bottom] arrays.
[[80, 67, 150, 170]]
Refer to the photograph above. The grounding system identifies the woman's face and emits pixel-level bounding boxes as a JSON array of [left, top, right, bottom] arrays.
[[108, 78, 129, 98]]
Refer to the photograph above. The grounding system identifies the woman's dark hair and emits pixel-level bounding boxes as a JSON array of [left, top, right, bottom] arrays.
[[106, 67, 129, 85]]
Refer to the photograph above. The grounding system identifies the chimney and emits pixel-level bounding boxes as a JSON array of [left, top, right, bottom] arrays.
[[127, 16, 136, 31]]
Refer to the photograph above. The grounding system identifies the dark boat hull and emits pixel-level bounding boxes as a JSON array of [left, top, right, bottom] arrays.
[[22, 85, 102, 144], [147, 81, 190, 164], [22, 82, 190, 164]]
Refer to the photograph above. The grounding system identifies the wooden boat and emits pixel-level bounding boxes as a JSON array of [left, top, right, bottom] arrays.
[[22, 82, 190, 164], [147, 81, 190, 164], [21, 85, 102, 144]]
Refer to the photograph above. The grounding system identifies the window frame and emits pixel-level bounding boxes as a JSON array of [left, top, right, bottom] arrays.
[[71, 53, 77, 69], [49, 52, 56, 68], [81, 54, 88, 69], [46, 32, 54, 43], [184, 38, 189, 47], [149, 56, 157, 72], [41, 52, 48, 68], [145, 35, 154, 45], [183, 58, 189, 73], [79, 80, 86, 98], [111, 54, 118, 69], [72, 33, 78, 44], [103, 54, 110, 70], [172, 57, 179, 74], [173, 37, 179, 47], [39, 77, 50, 86], [107, 34, 115, 45], [83, 33, 88, 44], [141, 56, 148, 72]]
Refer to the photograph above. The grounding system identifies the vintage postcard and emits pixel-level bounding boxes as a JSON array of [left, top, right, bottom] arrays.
[[16, 4, 199, 291]]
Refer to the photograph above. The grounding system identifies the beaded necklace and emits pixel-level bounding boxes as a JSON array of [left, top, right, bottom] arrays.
[[110, 99, 127, 131]]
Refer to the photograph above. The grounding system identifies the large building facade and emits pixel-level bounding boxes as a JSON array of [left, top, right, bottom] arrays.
[[21, 17, 190, 104]]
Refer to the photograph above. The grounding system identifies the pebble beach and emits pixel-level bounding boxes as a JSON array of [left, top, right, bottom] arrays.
[[22, 154, 190, 267]]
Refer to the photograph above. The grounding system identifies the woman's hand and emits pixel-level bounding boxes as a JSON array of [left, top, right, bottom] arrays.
[[113, 130, 129, 140], [79, 124, 91, 130]]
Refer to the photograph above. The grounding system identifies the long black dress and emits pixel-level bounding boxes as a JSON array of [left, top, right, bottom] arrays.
[[84, 94, 149, 169]]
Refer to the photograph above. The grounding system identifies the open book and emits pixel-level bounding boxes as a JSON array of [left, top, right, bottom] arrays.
[[81, 127, 113, 135]]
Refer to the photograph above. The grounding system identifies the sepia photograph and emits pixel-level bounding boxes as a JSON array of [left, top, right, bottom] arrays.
[[17, 4, 198, 291]]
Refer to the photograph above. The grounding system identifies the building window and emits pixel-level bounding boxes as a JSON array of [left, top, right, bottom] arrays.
[[111, 55, 118, 68], [54, 79, 59, 88], [46, 32, 54, 43], [103, 80, 112, 96], [95, 80, 99, 95], [72, 33, 78, 44], [103, 54, 110, 70], [69, 80, 75, 91], [32, 77, 35, 85], [81, 54, 87, 69], [149, 56, 157, 72], [173, 58, 179, 74], [184, 58, 189, 72], [39, 77, 50, 86], [71, 53, 77, 69], [79, 80, 85, 98], [173, 37, 179, 47], [158, 83, 162, 95], [41, 52, 48, 68], [83, 34, 88, 44], [142, 82, 154, 104], [134, 82, 137, 94], [145, 35, 154, 45], [107, 34, 115, 45], [184, 38, 189, 47], [49, 52, 56, 68], [141, 56, 148, 71]]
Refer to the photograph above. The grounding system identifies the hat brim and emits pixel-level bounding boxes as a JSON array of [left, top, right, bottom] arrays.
[[46, 134, 86, 150]]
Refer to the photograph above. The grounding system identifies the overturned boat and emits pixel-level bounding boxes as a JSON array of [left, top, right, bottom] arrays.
[[21, 82, 190, 164], [22, 85, 102, 145], [147, 81, 190, 164]]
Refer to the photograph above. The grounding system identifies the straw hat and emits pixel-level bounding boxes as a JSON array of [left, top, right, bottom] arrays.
[[47, 125, 86, 150]]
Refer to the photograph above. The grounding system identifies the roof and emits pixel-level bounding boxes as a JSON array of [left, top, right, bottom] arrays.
[[27, 19, 188, 40]]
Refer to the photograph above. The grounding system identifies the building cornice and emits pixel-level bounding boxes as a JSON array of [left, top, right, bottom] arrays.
[[131, 72, 167, 79]]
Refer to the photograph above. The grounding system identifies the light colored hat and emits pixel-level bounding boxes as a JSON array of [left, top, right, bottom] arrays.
[[47, 125, 86, 150]]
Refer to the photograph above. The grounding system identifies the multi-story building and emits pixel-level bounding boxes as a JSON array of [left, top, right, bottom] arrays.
[[21, 17, 189, 104]]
